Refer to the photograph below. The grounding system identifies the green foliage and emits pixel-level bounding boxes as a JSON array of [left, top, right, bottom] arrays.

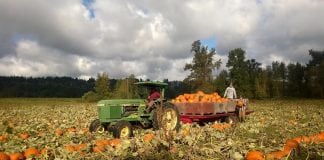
[[113, 74, 139, 98], [271, 61, 286, 98], [82, 72, 111, 102], [184, 40, 221, 93], [94, 72, 111, 99], [287, 63, 306, 97], [246, 59, 262, 98], [82, 91, 100, 102], [226, 48, 249, 97], [214, 70, 228, 95], [305, 50, 324, 98]]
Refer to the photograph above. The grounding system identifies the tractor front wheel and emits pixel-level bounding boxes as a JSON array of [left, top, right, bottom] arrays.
[[112, 121, 133, 138], [89, 119, 106, 133]]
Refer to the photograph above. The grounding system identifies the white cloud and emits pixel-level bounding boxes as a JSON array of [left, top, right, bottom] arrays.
[[0, 0, 323, 80]]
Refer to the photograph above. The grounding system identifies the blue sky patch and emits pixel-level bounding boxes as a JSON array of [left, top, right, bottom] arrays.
[[82, 0, 95, 19], [201, 37, 217, 49]]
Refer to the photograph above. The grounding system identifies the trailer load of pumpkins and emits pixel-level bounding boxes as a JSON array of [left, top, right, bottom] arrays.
[[171, 91, 229, 103]]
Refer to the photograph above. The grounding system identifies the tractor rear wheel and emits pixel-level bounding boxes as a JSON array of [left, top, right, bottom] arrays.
[[155, 102, 180, 132], [89, 119, 106, 133], [112, 120, 133, 138]]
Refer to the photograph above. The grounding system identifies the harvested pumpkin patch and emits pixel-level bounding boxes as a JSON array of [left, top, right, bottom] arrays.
[[0, 99, 322, 159]]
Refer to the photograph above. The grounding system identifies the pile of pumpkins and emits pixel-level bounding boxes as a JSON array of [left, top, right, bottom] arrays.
[[171, 91, 229, 103]]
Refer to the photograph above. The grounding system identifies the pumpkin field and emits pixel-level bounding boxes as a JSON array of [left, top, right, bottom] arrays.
[[0, 98, 323, 160]]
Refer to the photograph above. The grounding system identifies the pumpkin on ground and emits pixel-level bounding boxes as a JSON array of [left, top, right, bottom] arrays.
[[55, 128, 64, 136], [108, 139, 121, 147], [9, 152, 25, 160], [24, 148, 39, 158], [266, 151, 287, 160], [95, 139, 110, 147], [283, 139, 299, 153], [19, 133, 30, 140], [93, 145, 105, 153], [143, 133, 155, 142], [0, 135, 6, 142], [65, 145, 75, 152], [75, 144, 87, 152], [0, 152, 10, 160], [245, 150, 265, 160]]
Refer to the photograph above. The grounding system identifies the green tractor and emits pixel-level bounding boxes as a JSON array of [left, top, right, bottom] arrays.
[[89, 81, 181, 138]]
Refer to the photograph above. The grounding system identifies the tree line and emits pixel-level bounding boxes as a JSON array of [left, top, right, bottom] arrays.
[[0, 41, 323, 99], [184, 41, 324, 99]]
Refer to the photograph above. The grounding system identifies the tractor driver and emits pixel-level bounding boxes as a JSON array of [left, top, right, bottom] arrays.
[[145, 88, 160, 113]]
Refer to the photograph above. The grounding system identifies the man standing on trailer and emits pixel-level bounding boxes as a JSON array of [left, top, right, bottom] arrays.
[[224, 83, 237, 99]]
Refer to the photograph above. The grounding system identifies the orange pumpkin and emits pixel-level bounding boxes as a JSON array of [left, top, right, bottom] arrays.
[[95, 139, 110, 146], [245, 150, 265, 160], [283, 139, 299, 153], [93, 145, 105, 153], [237, 100, 244, 107], [0, 135, 6, 142], [143, 133, 155, 142], [24, 148, 39, 158], [75, 144, 87, 152], [318, 131, 324, 141], [0, 152, 10, 160], [9, 152, 25, 160], [197, 91, 204, 95], [65, 145, 75, 152], [109, 139, 121, 147], [19, 133, 30, 140], [67, 127, 77, 133], [266, 151, 287, 160], [55, 128, 64, 136]]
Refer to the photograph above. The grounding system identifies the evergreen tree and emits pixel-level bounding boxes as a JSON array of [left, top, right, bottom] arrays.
[[226, 48, 249, 97], [214, 70, 229, 95], [246, 59, 262, 98], [286, 63, 305, 97], [184, 40, 221, 93], [95, 72, 111, 99], [271, 61, 287, 98], [306, 50, 324, 98]]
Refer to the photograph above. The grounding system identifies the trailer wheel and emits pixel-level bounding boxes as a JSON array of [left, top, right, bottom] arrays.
[[112, 120, 133, 138], [89, 119, 106, 133]]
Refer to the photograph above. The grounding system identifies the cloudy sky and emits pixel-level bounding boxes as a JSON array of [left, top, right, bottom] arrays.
[[0, 0, 323, 80]]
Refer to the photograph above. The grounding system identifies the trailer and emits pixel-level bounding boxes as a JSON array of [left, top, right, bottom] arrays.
[[174, 99, 253, 124]]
